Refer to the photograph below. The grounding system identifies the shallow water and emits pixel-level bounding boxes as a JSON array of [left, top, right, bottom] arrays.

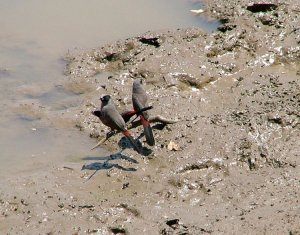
[[0, 0, 219, 174]]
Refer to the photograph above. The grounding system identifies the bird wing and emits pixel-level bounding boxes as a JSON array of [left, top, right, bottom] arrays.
[[103, 106, 127, 131]]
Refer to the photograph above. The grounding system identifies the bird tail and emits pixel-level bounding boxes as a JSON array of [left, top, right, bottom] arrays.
[[122, 130, 142, 153], [121, 110, 136, 123], [140, 115, 155, 146], [121, 106, 153, 123]]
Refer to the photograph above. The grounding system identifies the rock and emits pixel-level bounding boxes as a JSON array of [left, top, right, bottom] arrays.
[[167, 141, 180, 151]]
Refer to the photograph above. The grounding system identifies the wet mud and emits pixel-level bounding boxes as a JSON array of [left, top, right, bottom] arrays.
[[1, 0, 300, 234]]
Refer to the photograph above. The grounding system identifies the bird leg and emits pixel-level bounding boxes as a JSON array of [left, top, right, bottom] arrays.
[[90, 115, 179, 150]]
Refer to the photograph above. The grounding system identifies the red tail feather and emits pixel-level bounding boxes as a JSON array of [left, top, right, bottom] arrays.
[[121, 110, 137, 123]]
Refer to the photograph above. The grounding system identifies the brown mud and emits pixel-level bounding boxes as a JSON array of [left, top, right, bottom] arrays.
[[1, 0, 300, 234]]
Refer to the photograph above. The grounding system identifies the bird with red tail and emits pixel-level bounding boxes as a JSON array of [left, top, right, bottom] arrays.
[[132, 78, 155, 146], [93, 95, 141, 153]]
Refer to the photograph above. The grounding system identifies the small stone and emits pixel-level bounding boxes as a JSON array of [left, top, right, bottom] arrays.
[[167, 141, 180, 151], [122, 182, 129, 189]]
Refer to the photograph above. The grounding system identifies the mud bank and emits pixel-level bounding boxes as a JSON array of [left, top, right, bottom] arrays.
[[1, 0, 300, 234]]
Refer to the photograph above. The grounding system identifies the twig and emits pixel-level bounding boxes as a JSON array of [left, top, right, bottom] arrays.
[[90, 131, 116, 150], [90, 115, 178, 151], [90, 138, 107, 151], [63, 166, 74, 170]]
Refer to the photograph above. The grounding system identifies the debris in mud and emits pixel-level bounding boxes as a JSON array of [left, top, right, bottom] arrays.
[[63, 166, 74, 171], [266, 157, 296, 168], [177, 159, 226, 173], [217, 23, 237, 32], [236, 138, 260, 170], [101, 52, 121, 62], [161, 218, 189, 235], [78, 204, 95, 211], [87, 229, 102, 234], [167, 141, 180, 151], [109, 226, 128, 235], [20, 199, 29, 206], [267, 113, 283, 125], [173, 73, 216, 90], [166, 218, 180, 229], [139, 37, 160, 47], [190, 8, 204, 15], [117, 203, 141, 217], [246, 2, 278, 13], [121, 182, 129, 189]]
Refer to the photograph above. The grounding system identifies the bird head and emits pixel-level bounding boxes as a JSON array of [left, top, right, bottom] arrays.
[[133, 78, 145, 93], [133, 78, 144, 85], [100, 94, 111, 104]]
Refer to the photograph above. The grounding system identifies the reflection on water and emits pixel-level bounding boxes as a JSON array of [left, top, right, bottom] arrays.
[[0, 0, 219, 173]]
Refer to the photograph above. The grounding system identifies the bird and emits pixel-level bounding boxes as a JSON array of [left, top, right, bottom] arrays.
[[132, 78, 155, 146], [93, 95, 141, 153]]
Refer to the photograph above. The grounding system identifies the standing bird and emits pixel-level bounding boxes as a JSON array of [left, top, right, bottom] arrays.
[[132, 78, 155, 146], [93, 95, 141, 153]]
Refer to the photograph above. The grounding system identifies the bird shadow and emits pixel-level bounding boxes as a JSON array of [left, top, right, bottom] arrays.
[[130, 123, 166, 154], [152, 123, 167, 130], [81, 151, 138, 181], [136, 123, 167, 141], [118, 136, 153, 156], [82, 152, 138, 163]]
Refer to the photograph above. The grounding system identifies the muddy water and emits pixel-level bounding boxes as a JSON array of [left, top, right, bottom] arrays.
[[0, 0, 218, 174]]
